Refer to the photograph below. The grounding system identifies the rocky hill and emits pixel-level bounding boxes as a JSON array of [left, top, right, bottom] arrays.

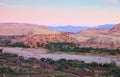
[[110, 24, 120, 32], [108, 24, 120, 36], [78, 24, 120, 50], [80, 35, 120, 49], [0, 23, 47, 35], [13, 33, 77, 48], [1, 23, 120, 49], [79, 29, 108, 36], [0, 23, 77, 48]]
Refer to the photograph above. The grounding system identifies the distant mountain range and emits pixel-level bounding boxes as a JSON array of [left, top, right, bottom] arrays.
[[93, 24, 116, 29], [48, 24, 116, 33]]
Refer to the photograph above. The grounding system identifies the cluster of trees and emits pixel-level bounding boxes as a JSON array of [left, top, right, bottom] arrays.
[[40, 58, 120, 77], [8, 42, 30, 48], [46, 42, 75, 52], [0, 51, 120, 77], [0, 40, 10, 46], [40, 58, 116, 71], [101, 66, 120, 77], [0, 39, 30, 48], [109, 67, 120, 77], [46, 42, 120, 55], [0, 35, 25, 46], [0, 53, 18, 58], [0, 67, 16, 73], [40, 58, 77, 70]]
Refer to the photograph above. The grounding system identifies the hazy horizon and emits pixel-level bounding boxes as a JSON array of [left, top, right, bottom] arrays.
[[0, 22, 117, 27], [0, 0, 120, 26]]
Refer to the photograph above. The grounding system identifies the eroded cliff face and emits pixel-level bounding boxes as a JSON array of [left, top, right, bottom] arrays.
[[79, 35, 120, 50], [13, 33, 77, 48], [78, 24, 120, 50], [110, 24, 120, 31], [108, 24, 120, 36], [79, 29, 108, 37]]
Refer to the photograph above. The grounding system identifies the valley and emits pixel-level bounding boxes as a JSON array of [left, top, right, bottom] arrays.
[[0, 48, 120, 77], [1, 47, 120, 66], [0, 23, 120, 77], [0, 0, 120, 76]]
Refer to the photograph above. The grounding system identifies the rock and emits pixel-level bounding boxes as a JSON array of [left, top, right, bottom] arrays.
[[13, 33, 77, 48], [80, 35, 120, 50], [110, 24, 120, 31], [77, 24, 120, 50]]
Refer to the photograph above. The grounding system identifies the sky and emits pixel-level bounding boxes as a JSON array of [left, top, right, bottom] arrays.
[[0, 0, 120, 26]]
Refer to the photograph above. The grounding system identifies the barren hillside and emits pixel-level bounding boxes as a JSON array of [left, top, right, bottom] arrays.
[[78, 24, 120, 49], [0, 23, 47, 35]]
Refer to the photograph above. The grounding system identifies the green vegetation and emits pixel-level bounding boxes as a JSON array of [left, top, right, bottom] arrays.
[[0, 52, 120, 77], [0, 37, 29, 48], [40, 58, 116, 70], [8, 42, 30, 48], [0, 52, 78, 77], [46, 42, 120, 55], [46, 42, 75, 52], [0, 40, 10, 46], [0, 52, 18, 58], [40, 58, 120, 77], [0, 67, 16, 73]]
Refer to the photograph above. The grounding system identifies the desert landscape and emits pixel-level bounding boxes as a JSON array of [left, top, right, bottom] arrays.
[[0, 23, 120, 77], [0, 0, 120, 77], [1, 23, 119, 49]]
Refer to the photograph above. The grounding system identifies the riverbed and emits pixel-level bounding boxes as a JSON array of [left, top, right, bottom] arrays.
[[1, 47, 120, 66]]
